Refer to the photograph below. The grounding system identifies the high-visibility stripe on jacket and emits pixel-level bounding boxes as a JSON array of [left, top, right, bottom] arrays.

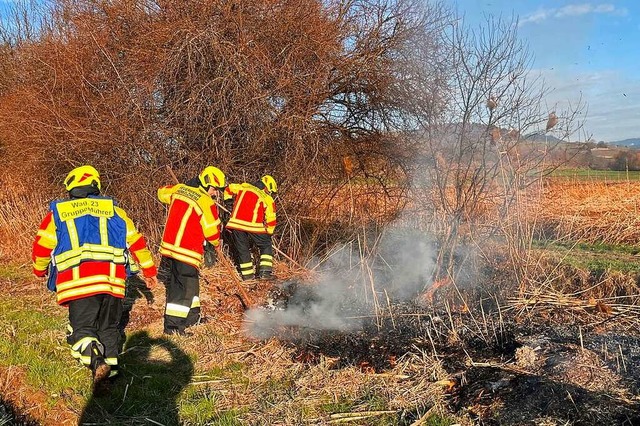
[[158, 184, 221, 268], [224, 183, 276, 234], [31, 196, 157, 305]]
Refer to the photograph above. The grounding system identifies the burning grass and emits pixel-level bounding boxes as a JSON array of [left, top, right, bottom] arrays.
[[241, 273, 640, 425], [2, 180, 640, 424], [2, 247, 640, 424]]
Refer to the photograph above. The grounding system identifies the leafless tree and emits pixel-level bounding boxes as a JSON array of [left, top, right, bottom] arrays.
[[410, 15, 586, 288]]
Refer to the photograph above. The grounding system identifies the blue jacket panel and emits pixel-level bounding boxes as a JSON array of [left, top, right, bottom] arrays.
[[50, 195, 127, 271]]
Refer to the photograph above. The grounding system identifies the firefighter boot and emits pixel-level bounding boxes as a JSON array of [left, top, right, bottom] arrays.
[[90, 342, 111, 396], [258, 270, 275, 281]]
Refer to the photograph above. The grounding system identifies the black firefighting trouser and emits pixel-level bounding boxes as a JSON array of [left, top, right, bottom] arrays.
[[159, 256, 201, 334], [67, 294, 123, 377], [231, 230, 273, 280]]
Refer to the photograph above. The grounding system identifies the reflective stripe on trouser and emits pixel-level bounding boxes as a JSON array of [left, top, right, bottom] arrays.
[[231, 229, 273, 280], [232, 229, 255, 280], [105, 357, 119, 377], [67, 294, 123, 371], [70, 336, 102, 366], [239, 262, 254, 280], [242, 231, 274, 276], [160, 256, 201, 333], [259, 254, 273, 274], [232, 229, 273, 280]]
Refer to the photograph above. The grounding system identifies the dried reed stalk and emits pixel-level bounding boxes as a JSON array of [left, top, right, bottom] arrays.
[[507, 290, 640, 328]]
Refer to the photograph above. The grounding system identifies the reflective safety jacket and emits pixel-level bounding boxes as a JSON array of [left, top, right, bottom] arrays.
[[158, 184, 221, 268], [224, 182, 276, 235], [31, 196, 157, 305]]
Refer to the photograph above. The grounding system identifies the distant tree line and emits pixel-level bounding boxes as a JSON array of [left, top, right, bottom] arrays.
[[611, 151, 640, 171]]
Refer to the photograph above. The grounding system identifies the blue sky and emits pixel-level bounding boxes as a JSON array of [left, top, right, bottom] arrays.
[[446, 0, 640, 142]]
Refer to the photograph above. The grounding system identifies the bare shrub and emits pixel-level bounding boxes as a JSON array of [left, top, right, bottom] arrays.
[[0, 0, 453, 262], [407, 15, 586, 289]]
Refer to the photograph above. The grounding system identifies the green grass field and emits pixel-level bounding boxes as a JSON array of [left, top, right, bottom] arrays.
[[548, 168, 640, 181], [532, 240, 640, 274], [0, 266, 454, 425]]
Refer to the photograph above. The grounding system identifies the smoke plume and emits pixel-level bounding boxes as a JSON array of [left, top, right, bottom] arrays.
[[243, 228, 438, 339]]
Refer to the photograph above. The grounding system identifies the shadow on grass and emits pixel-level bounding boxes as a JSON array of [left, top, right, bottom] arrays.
[[118, 275, 155, 341], [78, 330, 193, 425], [0, 397, 40, 425]]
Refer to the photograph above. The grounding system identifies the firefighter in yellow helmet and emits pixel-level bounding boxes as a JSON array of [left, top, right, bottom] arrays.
[[224, 175, 277, 280], [157, 166, 225, 335], [32, 165, 158, 394]]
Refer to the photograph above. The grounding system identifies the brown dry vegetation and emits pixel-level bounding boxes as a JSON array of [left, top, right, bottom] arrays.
[[532, 180, 640, 245], [0, 0, 447, 243], [0, 0, 586, 277], [3, 178, 640, 425], [1, 1, 639, 425]]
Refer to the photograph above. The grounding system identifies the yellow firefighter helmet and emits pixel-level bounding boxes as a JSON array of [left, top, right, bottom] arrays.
[[261, 175, 277, 194], [199, 166, 226, 189], [64, 165, 101, 191]]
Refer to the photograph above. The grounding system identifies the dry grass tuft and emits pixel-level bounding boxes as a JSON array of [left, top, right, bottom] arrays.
[[0, 186, 51, 263], [532, 181, 640, 244], [0, 366, 76, 425], [508, 288, 640, 331]]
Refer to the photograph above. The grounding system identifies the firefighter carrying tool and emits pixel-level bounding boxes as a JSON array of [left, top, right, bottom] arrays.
[[158, 166, 225, 335], [32, 165, 158, 394], [224, 175, 277, 281], [165, 165, 253, 308]]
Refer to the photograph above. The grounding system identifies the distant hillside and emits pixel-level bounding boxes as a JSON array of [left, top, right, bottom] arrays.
[[611, 138, 640, 148], [522, 132, 564, 144]]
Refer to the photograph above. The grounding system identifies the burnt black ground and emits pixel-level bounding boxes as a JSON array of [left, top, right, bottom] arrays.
[[259, 281, 640, 425]]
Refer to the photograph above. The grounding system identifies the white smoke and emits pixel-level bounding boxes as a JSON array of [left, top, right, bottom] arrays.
[[242, 228, 438, 339]]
